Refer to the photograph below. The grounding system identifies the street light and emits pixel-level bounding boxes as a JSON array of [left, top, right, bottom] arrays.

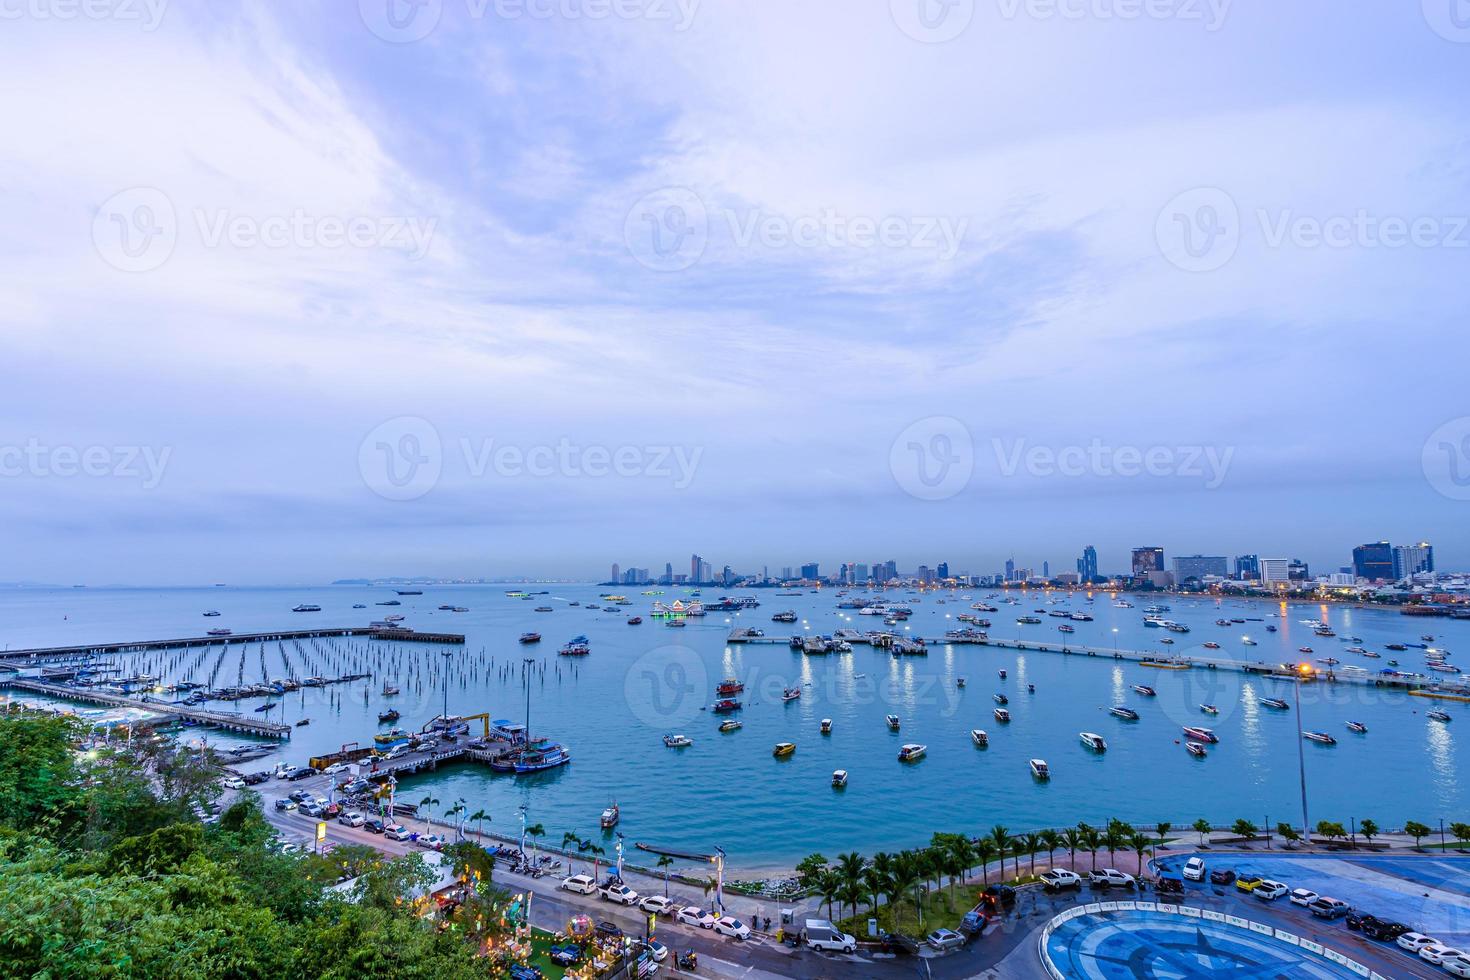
[[1294, 663, 1312, 843]]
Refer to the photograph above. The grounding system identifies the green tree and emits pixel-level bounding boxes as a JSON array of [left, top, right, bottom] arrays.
[[1080, 826, 1103, 872], [1450, 823, 1470, 848], [1404, 820, 1431, 849], [1039, 829, 1062, 871], [657, 854, 675, 897], [816, 869, 842, 918], [1315, 820, 1345, 843], [0, 715, 81, 833], [796, 852, 830, 890], [1359, 819, 1378, 846], [988, 825, 1011, 878], [1023, 832, 1044, 875], [1102, 824, 1124, 865], [1193, 818, 1212, 845], [838, 851, 866, 918], [418, 795, 440, 836], [469, 808, 489, 840], [863, 866, 889, 917], [1231, 819, 1257, 841], [1276, 822, 1301, 845], [974, 839, 996, 885], [1128, 831, 1151, 876], [1061, 828, 1082, 866]]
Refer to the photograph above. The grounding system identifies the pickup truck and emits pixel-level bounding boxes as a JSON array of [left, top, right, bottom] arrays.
[[1040, 869, 1082, 892], [802, 919, 857, 954], [1308, 897, 1350, 920]]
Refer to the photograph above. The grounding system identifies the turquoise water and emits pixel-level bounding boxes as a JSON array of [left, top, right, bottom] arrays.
[[4, 585, 1466, 868]]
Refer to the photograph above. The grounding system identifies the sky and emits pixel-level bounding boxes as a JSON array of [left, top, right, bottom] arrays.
[[2, 1, 1469, 584]]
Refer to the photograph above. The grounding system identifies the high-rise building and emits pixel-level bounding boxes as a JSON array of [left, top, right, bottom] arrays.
[[1393, 542, 1434, 579], [1042, 561, 1050, 579], [937, 562, 949, 579], [663, 562, 674, 584], [611, 563, 620, 583], [1352, 542, 1394, 581], [800, 562, 820, 580], [781, 567, 793, 581], [1131, 547, 1165, 578], [1004, 557, 1016, 581], [1077, 546, 1098, 583], [1287, 559, 1310, 582], [690, 554, 703, 582], [1171, 555, 1228, 583], [1234, 554, 1260, 580], [1260, 558, 1291, 584], [854, 563, 869, 582]]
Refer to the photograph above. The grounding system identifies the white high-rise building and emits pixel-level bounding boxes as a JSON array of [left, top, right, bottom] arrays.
[[1260, 558, 1292, 584]]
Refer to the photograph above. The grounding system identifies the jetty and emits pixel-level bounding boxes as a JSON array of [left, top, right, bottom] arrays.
[[0, 626, 465, 664], [0, 678, 293, 738]]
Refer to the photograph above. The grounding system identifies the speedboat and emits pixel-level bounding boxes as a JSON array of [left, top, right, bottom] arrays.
[[519, 632, 541, 644], [1429, 710, 1452, 723], [1182, 726, 1218, 743], [772, 742, 796, 757], [1110, 706, 1139, 720], [718, 719, 742, 732], [1058, 624, 1075, 634], [1259, 698, 1290, 710], [1298, 646, 1314, 654], [1242, 638, 1257, 646], [1266, 625, 1278, 632], [1079, 732, 1107, 751], [1199, 704, 1218, 714], [886, 714, 900, 730], [534, 606, 553, 612], [1422, 634, 1436, 642], [1304, 731, 1336, 745], [782, 688, 802, 702], [600, 802, 620, 828], [1203, 642, 1220, 649], [1346, 721, 1368, 734], [292, 604, 321, 613], [1029, 758, 1050, 779], [994, 707, 1011, 723], [202, 610, 220, 617], [1131, 685, 1156, 697], [898, 744, 927, 762], [1185, 741, 1207, 757], [663, 734, 693, 748], [832, 769, 848, 787], [956, 677, 966, 688], [993, 693, 1008, 705], [627, 617, 643, 625], [820, 718, 832, 734], [971, 729, 988, 746]]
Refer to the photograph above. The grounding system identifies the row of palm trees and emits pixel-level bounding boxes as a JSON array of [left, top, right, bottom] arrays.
[[803, 820, 1165, 928]]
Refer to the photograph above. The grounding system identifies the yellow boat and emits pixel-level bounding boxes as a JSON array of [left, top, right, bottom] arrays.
[[772, 742, 796, 758]]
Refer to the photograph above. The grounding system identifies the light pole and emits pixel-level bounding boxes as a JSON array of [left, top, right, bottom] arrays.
[[441, 650, 453, 726], [1294, 663, 1311, 844]]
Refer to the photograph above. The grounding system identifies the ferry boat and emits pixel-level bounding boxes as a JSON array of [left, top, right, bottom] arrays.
[[1346, 721, 1368, 734], [1058, 624, 1076, 634], [1132, 685, 1156, 697], [1304, 731, 1336, 745], [559, 636, 591, 656], [772, 611, 798, 623], [831, 769, 848, 788], [1259, 698, 1290, 710], [886, 714, 901, 730], [1078, 732, 1107, 751], [378, 709, 400, 723], [820, 718, 832, 734], [1143, 616, 1167, 628], [292, 604, 321, 613], [1314, 628, 1336, 637], [971, 729, 988, 746], [994, 707, 1011, 723], [782, 687, 802, 702], [1429, 710, 1452, 723], [993, 693, 1008, 705], [1029, 758, 1050, 779], [202, 610, 220, 617], [1110, 706, 1139, 720], [626, 617, 642, 625], [1182, 726, 1218, 743], [898, 743, 927, 762], [716, 678, 744, 695], [1185, 741, 1208, 757], [712, 698, 742, 713], [374, 728, 412, 748], [206, 628, 232, 636], [493, 739, 571, 773], [666, 619, 687, 628], [600, 802, 620, 829], [772, 742, 796, 757], [663, 733, 693, 747], [719, 719, 742, 732], [1016, 616, 1042, 625]]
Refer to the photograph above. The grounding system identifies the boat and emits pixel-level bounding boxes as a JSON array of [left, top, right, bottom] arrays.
[[600, 802, 619, 828], [772, 742, 796, 757], [627, 616, 642, 625], [396, 589, 423, 595], [352, 603, 366, 609], [782, 688, 802, 702], [1070, 612, 1094, 621], [381, 683, 400, 696], [1078, 732, 1107, 751], [378, 709, 400, 723], [718, 719, 742, 732], [1182, 726, 1218, 743], [1259, 698, 1290, 710], [206, 628, 232, 636], [376, 600, 400, 606], [1143, 616, 1167, 628], [1016, 616, 1042, 625], [994, 707, 1011, 723], [1266, 625, 1278, 632], [1110, 706, 1139, 720], [202, 610, 220, 617], [1422, 634, 1436, 642], [1361, 650, 1381, 658], [1429, 710, 1452, 723], [292, 604, 321, 613], [831, 769, 848, 787], [1346, 721, 1368, 734], [1203, 642, 1220, 649], [772, 611, 798, 623], [295, 718, 310, 727], [971, 729, 988, 746], [712, 698, 742, 713], [534, 606, 553, 612], [519, 632, 541, 644], [1131, 685, 1156, 697], [1058, 624, 1076, 634], [1298, 647, 1314, 654], [666, 619, 686, 628], [1386, 643, 1407, 651], [898, 743, 927, 762], [993, 693, 1008, 705], [493, 739, 571, 773], [956, 677, 966, 689], [1314, 628, 1336, 637], [1029, 758, 1050, 779], [559, 636, 591, 656], [1185, 741, 1207, 757], [998, 669, 1007, 679], [1304, 731, 1336, 745], [820, 718, 832, 734], [716, 678, 744, 695], [383, 614, 405, 622], [1242, 638, 1257, 646], [885, 714, 900, 730], [374, 727, 411, 747], [663, 733, 693, 747]]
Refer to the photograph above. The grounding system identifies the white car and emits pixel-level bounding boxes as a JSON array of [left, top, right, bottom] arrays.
[[1089, 868, 1136, 888], [337, 811, 365, 827], [640, 895, 676, 915], [1288, 888, 1318, 906], [713, 918, 750, 940], [1182, 857, 1205, 881], [642, 939, 668, 962], [1253, 880, 1288, 901], [676, 907, 716, 929], [601, 883, 640, 905], [560, 874, 598, 895], [322, 763, 349, 775], [1040, 869, 1082, 891], [222, 776, 245, 789], [416, 834, 445, 850], [1421, 944, 1465, 965], [384, 824, 412, 842], [1443, 954, 1470, 978], [1398, 932, 1438, 953]]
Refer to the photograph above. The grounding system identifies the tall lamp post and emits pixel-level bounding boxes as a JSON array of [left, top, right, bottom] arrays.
[[441, 650, 453, 726], [1294, 663, 1311, 843]]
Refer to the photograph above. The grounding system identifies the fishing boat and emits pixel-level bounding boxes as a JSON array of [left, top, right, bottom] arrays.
[[1182, 726, 1218, 743], [663, 733, 693, 747], [1185, 741, 1207, 757], [206, 628, 232, 636], [1346, 721, 1368, 734], [381, 682, 400, 696], [993, 693, 1008, 705], [600, 802, 619, 828], [626, 617, 642, 625], [820, 718, 832, 734], [378, 709, 401, 723], [885, 714, 900, 730], [898, 743, 927, 762], [716, 678, 744, 695], [1259, 698, 1290, 710], [772, 742, 796, 757], [1078, 732, 1107, 751], [1200, 704, 1219, 714], [1131, 685, 1156, 697], [971, 729, 988, 746], [994, 707, 1011, 723], [295, 718, 310, 727], [1429, 710, 1452, 723], [712, 698, 742, 713], [782, 687, 802, 702], [1029, 758, 1050, 779], [1303, 731, 1336, 745], [559, 636, 591, 656], [831, 769, 848, 787], [519, 632, 541, 644], [1110, 706, 1139, 720], [719, 719, 742, 732]]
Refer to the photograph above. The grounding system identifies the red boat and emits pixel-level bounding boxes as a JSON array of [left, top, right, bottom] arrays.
[[716, 678, 744, 695], [712, 698, 742, 713]]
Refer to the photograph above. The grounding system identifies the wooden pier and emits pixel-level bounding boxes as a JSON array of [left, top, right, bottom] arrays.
[[1, 678, 294, 738], [0, 626, 465, 664]]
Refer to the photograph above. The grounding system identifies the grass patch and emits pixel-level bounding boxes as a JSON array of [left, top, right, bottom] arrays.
[[831, 883, 989, 936]]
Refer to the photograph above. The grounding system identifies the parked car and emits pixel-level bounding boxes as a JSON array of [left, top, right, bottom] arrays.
[[322, 763, 349, 775], [337, 810, 365, 827], [639, 895, 676, 916], [1288, 888, 1318, 906], [1398, 932, 1439, 953], [384, 824, 412, 841], [1234, 875, 1265, 893], [676, 907, 716, 929], [274, 798, 297, 811], [601, 883, 639, 905], [1155, 875, 1184, 896], [286, 767, 314, 781], [416, 834, 445, 850], [640, 939, 668, 962], [713, 918, 751, 940], [363, 818, 385, 834], [1308, 897, 1350, 920], [879, 932, 919, 956], [926, 928, 964, 951], [1209, 868, 1236, 885], [1088, 869, 1136, 888], [1363, 918, 1410, 941], [1420, 943, 1465, 965], [222, 776, 245, 789], [1040, 869, 1082, 892], [1253, 880, 1288, 901], [299, 802, 323, 817], [243, 771, 271, 785], [560, 874, 597, 895], [983, 883, 1017, 906], [1443, 954, 1470, 978], [1182, 857, 1206, 881]]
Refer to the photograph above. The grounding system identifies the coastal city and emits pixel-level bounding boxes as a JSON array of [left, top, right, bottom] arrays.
[[6, 2, 1469, 979]]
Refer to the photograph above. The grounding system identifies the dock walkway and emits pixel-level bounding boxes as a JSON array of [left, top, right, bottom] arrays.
[[0, 626, 465, 664], [1, 678, 294, 737]]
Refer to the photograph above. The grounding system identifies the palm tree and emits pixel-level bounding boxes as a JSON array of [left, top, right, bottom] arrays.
[[974, 839, 996, 885], [1023, 832, 1044, 875], [882, 861, 907, 929], [584, 842, 606, 879], [419, 794, 440, 836], [816, 869, 842, 919], [891, 853, 921, 929], [1061, 828, 1082, 868], [949, 836, 976, 890], [657, 855, 675, 897], [470, 808, 490, 840], [525, 822, 545, 864], [1103, 825, 1124, 866], [838, 851, 866, 916], [446, 801, 466, 839], [561, 831, 583, 874], [1039, 829, 1062, 871], [988, 825, 1011, 879], [1080, 826, 1102, 872], [863, 866, 888, 918], [839, 879, 865, 922], [1128, 832, 1151, 876], [1009, 840, 1028, 881]]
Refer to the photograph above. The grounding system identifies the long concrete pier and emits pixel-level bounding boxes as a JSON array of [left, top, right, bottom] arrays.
[[0, 626, 465, 663], [1, 678, 294, 737]]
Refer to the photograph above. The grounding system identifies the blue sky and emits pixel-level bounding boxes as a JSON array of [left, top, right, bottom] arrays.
[[2, 1, 1469, 583]]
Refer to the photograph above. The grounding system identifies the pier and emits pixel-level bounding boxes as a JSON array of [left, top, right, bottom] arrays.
[[0, 626, 465, 664], [1, 678, 294, 737]]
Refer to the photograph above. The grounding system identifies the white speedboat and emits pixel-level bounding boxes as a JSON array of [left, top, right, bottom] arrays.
[[1078, 732, 1107, 751], [820, 718, 832, 734], [1029, 758, 1050, 779], [1185, 741, 1207, 757], [970, 729, 988, 747], [663, 733, 693, 748], [886, 714, 900, 730], [831, 769, 848, 787], [1182, 726, 1218, 743], [1303, 731, 1336, 745], [898, 743, 927, 762], [994, 707, 1011, 723]]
